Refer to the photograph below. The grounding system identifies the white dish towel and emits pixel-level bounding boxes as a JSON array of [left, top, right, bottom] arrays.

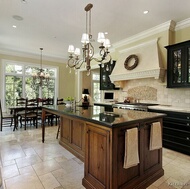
[[123, 127, 140, 169], [149, 122, 162, 151]]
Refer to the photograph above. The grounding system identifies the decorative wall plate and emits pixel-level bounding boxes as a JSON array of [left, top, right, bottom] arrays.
[[124, 54, 139, 70]]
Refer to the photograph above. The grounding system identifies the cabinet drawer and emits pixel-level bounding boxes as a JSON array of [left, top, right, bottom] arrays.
[[165, 114, 190, 122], [163, 128, 190, 146], [163, 140, 190, 155], [149, 109, 190, 121], [164, 120, 190, 132]]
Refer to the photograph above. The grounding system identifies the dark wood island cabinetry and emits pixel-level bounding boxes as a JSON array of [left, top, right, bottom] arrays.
[[42, 106, 166, 189]]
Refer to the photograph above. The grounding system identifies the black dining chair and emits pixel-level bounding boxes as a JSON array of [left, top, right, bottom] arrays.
[[0, 100, 14, 131], [57, 98, 65, 105], [16, 97, 27, 106], [56, 98, 66, 139], [19, 98, 38, 130], [42, 97, 55, 125], [16, 97, 27, 127]]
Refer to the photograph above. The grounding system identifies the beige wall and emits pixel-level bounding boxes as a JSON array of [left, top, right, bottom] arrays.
[[0, 53, 75, 101], [174, 26, 190, 43]]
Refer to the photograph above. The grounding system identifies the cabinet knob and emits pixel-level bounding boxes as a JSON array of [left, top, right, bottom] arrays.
[[187, 123, 190, 126], [186, 137, 189, 140], [187, 117, 189, 119]]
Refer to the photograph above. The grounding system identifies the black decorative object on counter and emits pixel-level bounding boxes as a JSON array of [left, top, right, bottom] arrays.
[[99, 60, 119, 90]]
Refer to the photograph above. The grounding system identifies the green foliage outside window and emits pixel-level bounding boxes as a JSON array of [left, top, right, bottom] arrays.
[[4, 63, 56, 108]]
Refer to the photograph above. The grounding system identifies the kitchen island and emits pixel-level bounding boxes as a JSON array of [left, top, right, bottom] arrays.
[[42, 105, 166, 189]]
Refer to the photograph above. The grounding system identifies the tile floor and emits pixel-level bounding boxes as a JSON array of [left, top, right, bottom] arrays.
[[0, 125, 190, 189]]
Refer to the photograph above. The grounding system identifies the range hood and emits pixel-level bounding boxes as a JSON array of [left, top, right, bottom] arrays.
[[110, 39, 165, 82]]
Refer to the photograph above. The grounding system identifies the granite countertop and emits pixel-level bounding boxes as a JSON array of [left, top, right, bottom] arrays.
[[43, 105, 166, 128], [148, 105, 190, 113]]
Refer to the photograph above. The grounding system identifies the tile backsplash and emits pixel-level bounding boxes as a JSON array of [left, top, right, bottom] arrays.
[[114, 78, 190, 108]]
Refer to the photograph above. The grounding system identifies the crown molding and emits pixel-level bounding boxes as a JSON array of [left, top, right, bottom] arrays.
[[175, 17, 190, 31], [0, 48, 67, 63], [113, 20, 175, 49]]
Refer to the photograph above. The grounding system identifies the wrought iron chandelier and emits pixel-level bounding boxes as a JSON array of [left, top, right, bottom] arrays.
[[67, 3, 112, 75], [32, 48, 50, 86]]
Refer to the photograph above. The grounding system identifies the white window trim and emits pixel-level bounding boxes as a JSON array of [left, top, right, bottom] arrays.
[[1, 59, 59, 112]]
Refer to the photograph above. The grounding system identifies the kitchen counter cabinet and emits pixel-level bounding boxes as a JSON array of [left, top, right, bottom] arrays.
[[42, 106, 165, 189], [165, 40, 190, 88], [149, 108, 190, 155], [83, 118, 164, 189], [59, 116, 85, 161]]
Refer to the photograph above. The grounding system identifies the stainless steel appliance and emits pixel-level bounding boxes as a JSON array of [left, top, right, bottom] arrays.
[[112, 102, 158, 111]]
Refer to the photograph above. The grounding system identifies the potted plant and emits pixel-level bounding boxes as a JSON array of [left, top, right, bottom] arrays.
[[64, 97, 74, 107]]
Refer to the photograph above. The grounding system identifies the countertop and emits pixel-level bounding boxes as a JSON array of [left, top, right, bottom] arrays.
[[94, 102, 190, 113], [148, 105, 190, 113], [42, 105, 166, 128]]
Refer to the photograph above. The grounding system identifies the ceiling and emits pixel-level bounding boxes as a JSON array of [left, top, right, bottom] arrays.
[[0, 0, 190, 62]]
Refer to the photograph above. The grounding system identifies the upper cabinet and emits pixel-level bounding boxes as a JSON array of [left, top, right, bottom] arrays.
[[99, 60, 118, 90], [165, 40, 190, 88]]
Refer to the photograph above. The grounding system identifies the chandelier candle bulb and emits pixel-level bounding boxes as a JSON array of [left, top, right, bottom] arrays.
[[74, 48, 80, 56], [68, 45, 75, 53], [104, 39, 111, 48], [81, 33, 89, 44], [97, 32, 105, 43]]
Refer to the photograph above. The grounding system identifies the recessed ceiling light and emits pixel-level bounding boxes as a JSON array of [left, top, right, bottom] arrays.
[[143, 10, 149, 14], [12, 25, 17, 28], [13, 15, 23, 21], [21, 0, 27, 3]]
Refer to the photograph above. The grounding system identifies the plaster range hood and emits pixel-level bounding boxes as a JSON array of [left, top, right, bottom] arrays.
[[110, 39, 165, 83]]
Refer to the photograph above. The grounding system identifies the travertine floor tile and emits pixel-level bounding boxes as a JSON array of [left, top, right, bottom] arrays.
[[19, 165, 37, 176], [32, 159, 61, 176], [4, 174, 44, 189], [0, 126, 190, 189], [1, 164, 19, 179], [39, 173, 61, 189], [16, 154, 42, 168]]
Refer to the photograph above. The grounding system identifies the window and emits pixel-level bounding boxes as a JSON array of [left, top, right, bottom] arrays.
[[3, 61, 58, 108], [91, 72, 101, 102]]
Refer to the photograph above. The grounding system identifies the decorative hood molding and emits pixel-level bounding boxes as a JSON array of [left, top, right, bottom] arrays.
[[110, 39, 165, 82]]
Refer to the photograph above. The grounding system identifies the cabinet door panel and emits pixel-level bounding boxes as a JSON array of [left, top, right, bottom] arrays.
[[187, 47, 190, 84], [61, 117, 70, 142], [84, 124, 110, 189], [143, 123, 162, 172], [166, 40, 190, 88], [71, 120, 84, 150]]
